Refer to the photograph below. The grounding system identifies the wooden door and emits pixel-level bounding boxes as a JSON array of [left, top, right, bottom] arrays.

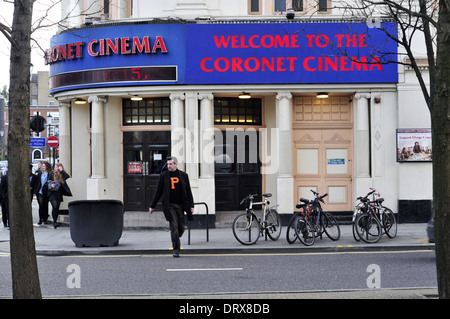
[[293, 96, 353, 211]]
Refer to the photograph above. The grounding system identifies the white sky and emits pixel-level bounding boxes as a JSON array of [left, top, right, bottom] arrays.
[[0, 0, 61, 89]]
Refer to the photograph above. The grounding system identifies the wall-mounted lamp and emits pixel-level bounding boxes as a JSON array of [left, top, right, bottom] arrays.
[[239, 92, 251, 99], [130, 95, 143, 101], [286, 8, 295, 19], [317, 92, 329, 99], [74, 98, 87, 104]]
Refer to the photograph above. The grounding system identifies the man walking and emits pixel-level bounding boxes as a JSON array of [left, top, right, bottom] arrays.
[[149, 156, 194, 257]]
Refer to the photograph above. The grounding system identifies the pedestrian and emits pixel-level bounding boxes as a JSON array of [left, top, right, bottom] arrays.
[[149, 156, 194, 257], [47, 163, 72, 228], [34, 161, 52, 225], [30, 164, 38, 202], [0, 172, 8, 228]]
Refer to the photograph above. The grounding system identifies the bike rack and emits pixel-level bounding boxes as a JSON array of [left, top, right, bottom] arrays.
[[187, 202, 209, 245]]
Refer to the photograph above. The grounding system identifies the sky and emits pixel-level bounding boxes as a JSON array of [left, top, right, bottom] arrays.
[[0, 0, 61, 90]]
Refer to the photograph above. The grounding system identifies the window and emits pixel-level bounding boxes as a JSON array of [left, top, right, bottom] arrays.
[[249, 0, 262, 14], [318, 0, 330, 13], [103, 0, 110, 15], [123, 97, 171, 125], [214, 98, 262, 125], [275, 0, 303, 13]]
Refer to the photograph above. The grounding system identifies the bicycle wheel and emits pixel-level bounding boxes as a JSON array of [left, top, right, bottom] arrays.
[[265, 209, 282, 241], [294, 216, 315, 246], [352, 207, 364, 242], [232, 212, 260, 245], [354, 212, 382, 243], [381, 206, 397, 238], [322, 212, 341, 241], [286, 214, 299, 244]]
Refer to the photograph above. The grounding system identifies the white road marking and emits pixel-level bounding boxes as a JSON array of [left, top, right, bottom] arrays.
[[166, 268, 243, 272]]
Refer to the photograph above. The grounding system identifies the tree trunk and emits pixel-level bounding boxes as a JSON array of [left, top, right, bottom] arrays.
[[8, 0, 41, 299], [434, 0, 450, 300]]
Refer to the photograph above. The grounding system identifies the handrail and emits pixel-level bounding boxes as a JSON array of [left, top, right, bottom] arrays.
[[187, 202, 209, 245]]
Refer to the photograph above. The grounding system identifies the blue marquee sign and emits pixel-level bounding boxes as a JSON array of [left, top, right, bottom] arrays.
[[48, 22, 397, 93]]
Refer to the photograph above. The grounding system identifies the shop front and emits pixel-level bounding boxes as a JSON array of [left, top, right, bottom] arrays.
[[48, 19, 398, 225]]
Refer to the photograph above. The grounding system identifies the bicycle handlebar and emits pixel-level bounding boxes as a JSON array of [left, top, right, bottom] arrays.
[[240, 194, 258, 205], [356, 189, 377, 202]]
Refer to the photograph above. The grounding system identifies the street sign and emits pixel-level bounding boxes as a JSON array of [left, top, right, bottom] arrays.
[[30, 138, 46, 148], [47, 136, 59, 148]]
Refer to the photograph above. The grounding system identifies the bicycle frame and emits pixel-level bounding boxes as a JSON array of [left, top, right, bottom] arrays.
[[291, 189, 340, 244], [233, 193, 282, 245], [246, 195, 278, 231]]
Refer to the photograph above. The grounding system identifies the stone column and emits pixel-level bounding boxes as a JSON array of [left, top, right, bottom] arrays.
[[58, 101, 71, 174], [88, 95, 107, 179], [184, 92, 199, 206], [276, 92, 294, 214], [354, 93, 371, 178], [198, 93, 214, 178], [184, 92, 199, 180], [197, 92, 215, 216], [86, 96, 108, 200], [170, 93, 185, 171]]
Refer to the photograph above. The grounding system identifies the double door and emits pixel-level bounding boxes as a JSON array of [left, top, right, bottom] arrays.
[[293, 128, 353, 211], [123, 131, 170, 211]]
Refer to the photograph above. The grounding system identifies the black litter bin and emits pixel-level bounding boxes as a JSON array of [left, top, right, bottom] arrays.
[[68, 200, 124, 247]]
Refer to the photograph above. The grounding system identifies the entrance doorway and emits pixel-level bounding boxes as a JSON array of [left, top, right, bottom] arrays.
[[293, 96, 353, 211], [214, 130, 262, 211], [123, 131, 171, 211]]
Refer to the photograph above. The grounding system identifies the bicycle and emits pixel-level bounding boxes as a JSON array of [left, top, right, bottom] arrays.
[[293, 190, 341, 245], [232, 193, 282, 245], [353, 189, 397, 243], [375, 197, 397, 239], [286, 198, 315, 246], [352, 189, 378, 242]]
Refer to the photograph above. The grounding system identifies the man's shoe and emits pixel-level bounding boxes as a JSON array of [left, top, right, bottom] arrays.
[[173, 252, 180, 258]]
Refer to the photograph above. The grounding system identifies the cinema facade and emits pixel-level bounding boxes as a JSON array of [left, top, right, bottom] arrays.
[[48, 17, 432, 226]]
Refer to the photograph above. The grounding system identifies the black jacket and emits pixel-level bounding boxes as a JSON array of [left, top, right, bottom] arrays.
[[150, 169, 194, 222], [33, 171, 53, 196]]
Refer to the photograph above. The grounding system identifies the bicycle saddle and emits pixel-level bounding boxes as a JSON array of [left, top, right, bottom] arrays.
[[262, 193, 272, 197]]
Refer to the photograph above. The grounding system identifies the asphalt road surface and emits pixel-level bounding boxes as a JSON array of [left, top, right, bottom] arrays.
[[0, 249, 437, 298]]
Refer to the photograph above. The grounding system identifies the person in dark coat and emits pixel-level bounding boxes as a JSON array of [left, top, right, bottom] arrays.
[[149, 156, 194, 257], [47, 163, 71, 228], [34, 161, 52, 225], [30, 164, 38, 202]]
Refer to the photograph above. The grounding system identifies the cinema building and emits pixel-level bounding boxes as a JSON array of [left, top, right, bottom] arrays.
[[50, 0, 432, 226]]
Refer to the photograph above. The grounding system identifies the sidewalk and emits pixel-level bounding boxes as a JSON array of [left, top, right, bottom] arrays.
[[0, 201, 434, 256]]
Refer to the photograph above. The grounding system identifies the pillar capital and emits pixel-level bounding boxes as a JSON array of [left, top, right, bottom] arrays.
[[354, 92, 371, 100], [276, 92, 292, 100], [198, 93, 214, 101], [58, 101, 71, 108], [88, 95, 107, 103], [170, 93, 185, 101]]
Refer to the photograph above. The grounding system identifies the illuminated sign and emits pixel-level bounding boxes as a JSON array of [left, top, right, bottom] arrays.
[[48, 22, 397, 93], [45, 36, 168, 65], [186, 23, 397, 84]]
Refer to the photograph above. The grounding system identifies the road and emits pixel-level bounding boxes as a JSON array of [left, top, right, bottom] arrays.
[[0, 249, 436, 299]]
